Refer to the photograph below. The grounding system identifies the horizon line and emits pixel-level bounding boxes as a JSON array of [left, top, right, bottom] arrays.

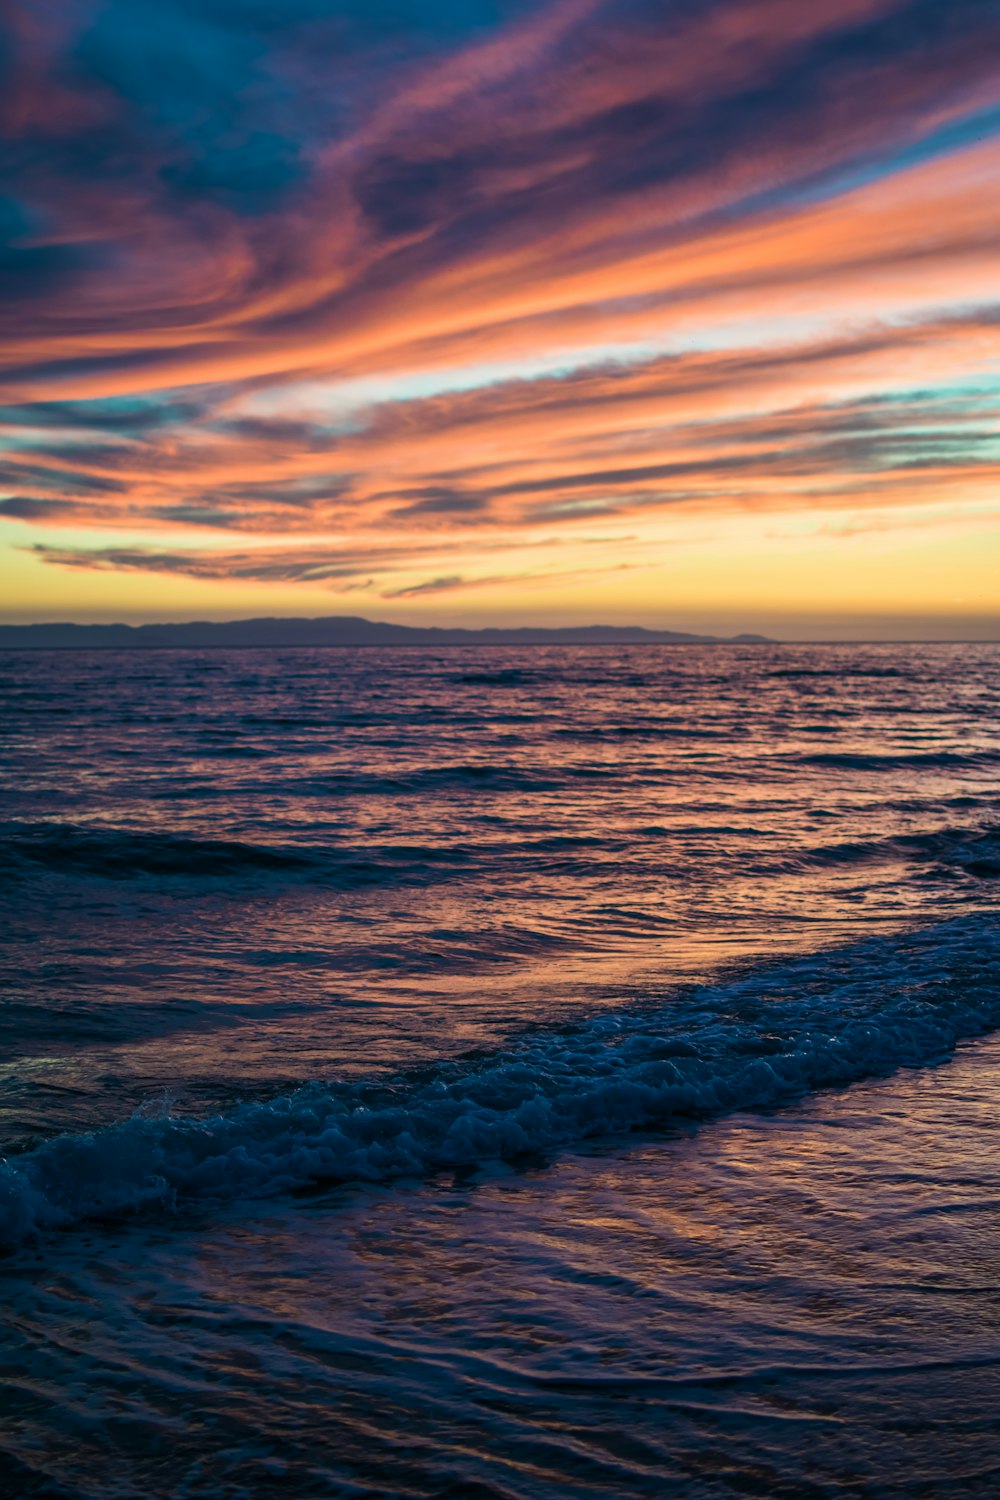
[[1, 611, 998, 646]]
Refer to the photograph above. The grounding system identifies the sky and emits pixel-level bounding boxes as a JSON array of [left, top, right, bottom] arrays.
[[1, 0, 999, 638]]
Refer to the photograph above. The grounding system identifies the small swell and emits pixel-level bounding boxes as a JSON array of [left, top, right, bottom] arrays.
[[2, 914, 997, 1251], [799, 749, 1000, 771], [768, 667, 908, 679], [554, 724, 731, 741], [3, 823, 314, 879], [0, 823, 472, 888], [397, 763, 620, 791], [777, 821, 1000, 879], [454, 669, 541, 686]]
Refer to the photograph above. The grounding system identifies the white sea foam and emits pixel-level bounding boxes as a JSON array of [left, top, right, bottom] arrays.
[[2, 914, 998, 1250]]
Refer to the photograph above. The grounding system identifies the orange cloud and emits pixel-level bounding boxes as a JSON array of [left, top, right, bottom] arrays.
[[1, 0, 999, 624]]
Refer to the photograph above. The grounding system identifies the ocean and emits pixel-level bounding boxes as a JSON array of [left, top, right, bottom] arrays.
[[1, 642, 998, 1497]]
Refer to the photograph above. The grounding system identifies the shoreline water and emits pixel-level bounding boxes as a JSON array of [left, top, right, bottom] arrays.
[[4, 1026, 1000, 1497]]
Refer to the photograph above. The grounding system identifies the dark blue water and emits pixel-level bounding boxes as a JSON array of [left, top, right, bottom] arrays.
[[1, 643, 998, 1496]]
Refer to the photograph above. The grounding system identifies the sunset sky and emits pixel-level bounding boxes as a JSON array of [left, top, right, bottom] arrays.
[[2, 0, 999, 637]]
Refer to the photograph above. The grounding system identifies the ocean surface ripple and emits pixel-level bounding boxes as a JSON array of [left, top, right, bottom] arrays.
[[1, 641, 999, 1495]]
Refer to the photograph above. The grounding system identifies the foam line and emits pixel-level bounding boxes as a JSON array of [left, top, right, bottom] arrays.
[[1, 914, 998, 1250]]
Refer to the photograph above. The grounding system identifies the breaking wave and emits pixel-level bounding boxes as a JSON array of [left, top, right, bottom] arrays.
[[2, 914, 997, 1251]]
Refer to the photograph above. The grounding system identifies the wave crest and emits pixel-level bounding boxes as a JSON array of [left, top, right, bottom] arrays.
[[2, 915, 997, 1251]]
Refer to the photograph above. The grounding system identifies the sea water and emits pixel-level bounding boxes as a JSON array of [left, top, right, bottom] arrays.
[[0, 643, 998, 1495]]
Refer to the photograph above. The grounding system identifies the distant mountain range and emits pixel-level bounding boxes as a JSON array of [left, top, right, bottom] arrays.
[[0, 615, 772, 649]]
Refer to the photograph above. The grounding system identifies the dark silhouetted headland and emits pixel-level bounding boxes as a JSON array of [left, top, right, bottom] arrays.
[[0, 616, 772, 648]]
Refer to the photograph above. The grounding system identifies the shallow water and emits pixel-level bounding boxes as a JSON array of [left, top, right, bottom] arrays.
[[5, 1033, 1000, 1497], [0, 642, 998, 1493]]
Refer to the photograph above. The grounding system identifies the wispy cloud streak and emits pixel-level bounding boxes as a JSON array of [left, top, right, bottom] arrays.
[[1, 0, 999, 614]]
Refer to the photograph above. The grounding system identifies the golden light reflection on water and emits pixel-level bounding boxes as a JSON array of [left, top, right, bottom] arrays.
[[2, 640, 998, 1147]]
